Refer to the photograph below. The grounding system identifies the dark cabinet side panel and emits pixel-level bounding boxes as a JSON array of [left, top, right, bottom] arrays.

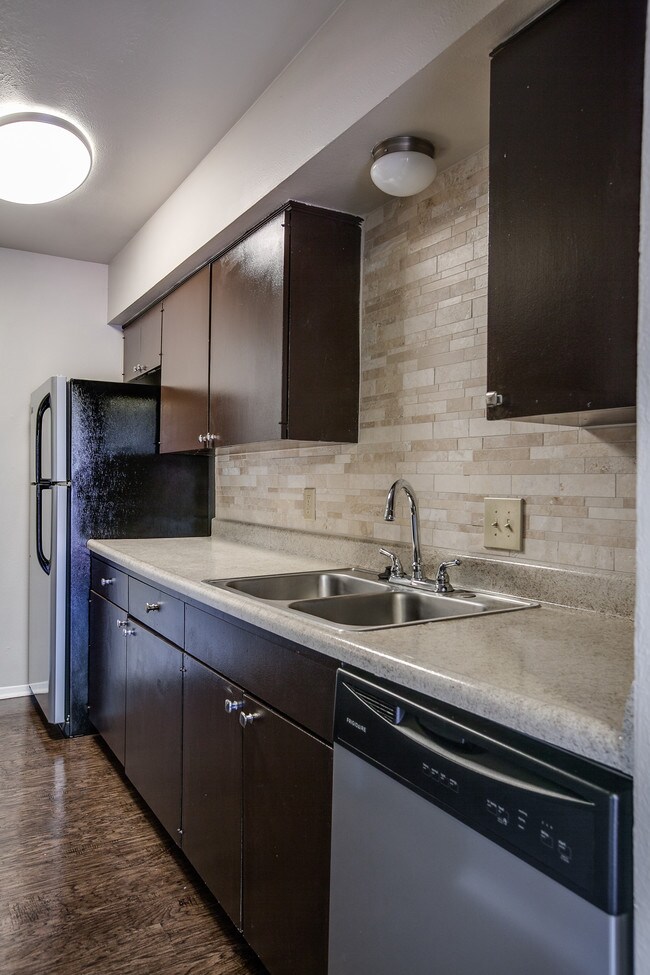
[[287, 207, 360, 442], [242, 698, 332, 975], [487, 0, 643, 422], [182, 655, 243, 929], [160, 267, 211, 453], [88, 592, 127, 765], [124, 622, 183, 841], [210, 214, 286, 446]]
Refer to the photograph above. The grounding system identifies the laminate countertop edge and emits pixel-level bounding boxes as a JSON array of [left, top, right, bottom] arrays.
[[88, 536, 634, 775]]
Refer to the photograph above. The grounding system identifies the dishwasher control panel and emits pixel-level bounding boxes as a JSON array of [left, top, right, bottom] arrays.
[[335, 670, 632, 916]]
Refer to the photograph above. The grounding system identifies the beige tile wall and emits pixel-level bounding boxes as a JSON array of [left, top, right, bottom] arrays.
[[216, 147, 636, 576]]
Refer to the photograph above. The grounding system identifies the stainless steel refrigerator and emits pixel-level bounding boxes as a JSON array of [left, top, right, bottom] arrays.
[[28, 376, 211, 737]]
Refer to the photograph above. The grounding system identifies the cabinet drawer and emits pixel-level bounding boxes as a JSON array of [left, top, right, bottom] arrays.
[[129, 578, 184, 646], [185, 605, 337, 742], [91, 557, 128, 610]]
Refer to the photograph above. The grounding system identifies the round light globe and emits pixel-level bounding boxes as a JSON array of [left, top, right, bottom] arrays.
[[0, 113, 92, 205], [370, 136, 436, 198]]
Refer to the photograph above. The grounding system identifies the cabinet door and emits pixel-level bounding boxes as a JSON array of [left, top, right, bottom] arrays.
[[242, 696, 332, 975], [123, 303, 162, 381], [124, 621, 183, 841], [487, 0, 643, 424], [88, 592, 127, 764], [210, 213, 286, 446], [160, 267, 211, 453], [122, 322, 141, 381], [286, 205, 361, 442], [182, 655, 243, 928], [138, 303, 162, 375]]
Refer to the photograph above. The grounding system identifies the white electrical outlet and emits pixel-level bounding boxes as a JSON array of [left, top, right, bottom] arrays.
[[303, 487, 316, 520], [484, 497, 524, 551]]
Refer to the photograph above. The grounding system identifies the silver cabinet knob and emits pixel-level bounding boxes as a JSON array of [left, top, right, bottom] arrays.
[[132, 365, 139, 373], [239, 711, 258, 728], [486, 391, 504, 407], [207, 433, 219, 443], [145, 602, 161, 613], [198, 433, 206, 443], [116, 619, 128, 628], [225, 699, 245, 713], [100, 577, 115, 586], [124, 627, 136, 636]]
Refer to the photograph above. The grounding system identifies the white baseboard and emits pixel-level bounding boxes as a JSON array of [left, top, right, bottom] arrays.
[[0, 684, 32, 700]]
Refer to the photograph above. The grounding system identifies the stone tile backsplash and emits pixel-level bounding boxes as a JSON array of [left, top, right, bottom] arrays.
[[215, 147, 636, 578]]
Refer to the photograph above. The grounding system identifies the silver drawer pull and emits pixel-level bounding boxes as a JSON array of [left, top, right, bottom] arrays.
[[485, 391, 504, 407], [225, 699, 245, 713], [100, 577, 115, 586], [145, 602, 161, 613], [116, 619, 128, 628], [124, 628, 136, 637], [239, 711, 259, 728]]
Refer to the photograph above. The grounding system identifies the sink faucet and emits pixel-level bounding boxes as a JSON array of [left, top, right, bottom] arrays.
[[383, 479, 425, 582]]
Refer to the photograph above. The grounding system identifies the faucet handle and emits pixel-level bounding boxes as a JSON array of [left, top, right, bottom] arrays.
[[379, 547, 405, 579], [435, 559, 461, 593]]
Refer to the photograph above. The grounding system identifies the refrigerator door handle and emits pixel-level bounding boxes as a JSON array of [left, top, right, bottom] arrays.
[[34, 392, 50, 486], [35, 483, 51, 575]]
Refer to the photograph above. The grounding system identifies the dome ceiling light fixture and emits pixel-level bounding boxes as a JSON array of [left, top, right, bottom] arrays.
[[370, 135, 437, 198], [0, 111, 92, 205]]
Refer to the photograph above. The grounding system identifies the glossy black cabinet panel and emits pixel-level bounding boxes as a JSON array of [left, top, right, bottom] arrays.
[[242, 696, 332, 975], [182, 656, 243, 928], [124, 622, 183, 841], [487, 0, 644, 425], [88, 592, 127, 765]]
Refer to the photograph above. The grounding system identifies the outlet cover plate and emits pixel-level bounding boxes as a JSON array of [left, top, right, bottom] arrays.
[[303, 487, 316, 520], [484, 497, 523, 551]]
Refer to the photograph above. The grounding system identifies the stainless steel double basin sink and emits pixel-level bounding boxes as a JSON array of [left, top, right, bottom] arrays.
[[204, 568, 538, 631]]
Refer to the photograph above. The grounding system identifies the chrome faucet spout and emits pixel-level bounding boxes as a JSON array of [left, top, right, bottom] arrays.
[[383, 479, 424, 581]]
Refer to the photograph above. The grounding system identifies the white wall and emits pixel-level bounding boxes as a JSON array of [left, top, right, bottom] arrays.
[[635, 10, 650, 966], [107, 0, 510, 323], [0, 248, 121, 693]]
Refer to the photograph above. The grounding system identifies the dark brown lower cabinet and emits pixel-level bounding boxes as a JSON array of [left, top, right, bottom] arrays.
[[124, 621, 183, 842], [242, 695, 332, 975], [182, 655, 243, 927], [88, 592, 127, 765], [89, 559, 335, 975]]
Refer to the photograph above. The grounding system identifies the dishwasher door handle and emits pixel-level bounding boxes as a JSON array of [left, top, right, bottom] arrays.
[[396, 715, 593, 806]]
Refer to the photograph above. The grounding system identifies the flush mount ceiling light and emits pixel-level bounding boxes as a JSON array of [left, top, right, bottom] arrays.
[[370, 135, 436, 197], [0, 112, 92, 204]]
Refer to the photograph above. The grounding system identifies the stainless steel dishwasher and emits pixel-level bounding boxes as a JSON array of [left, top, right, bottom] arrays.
[[328, 669, 632, 975]]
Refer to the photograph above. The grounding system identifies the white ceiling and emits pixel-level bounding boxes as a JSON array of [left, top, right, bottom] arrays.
[[0, 0, 344, 263], [0, 0, 546, 272]]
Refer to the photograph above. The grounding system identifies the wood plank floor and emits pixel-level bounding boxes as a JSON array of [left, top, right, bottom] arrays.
[[0, 696, 267, 975]]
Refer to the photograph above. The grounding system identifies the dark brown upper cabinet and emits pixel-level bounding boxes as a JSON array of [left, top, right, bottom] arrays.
[[159, 266, 211, 453], [486, 0, 644, 426], [123, 301, 162, 381], [210, 202, 361, 447]]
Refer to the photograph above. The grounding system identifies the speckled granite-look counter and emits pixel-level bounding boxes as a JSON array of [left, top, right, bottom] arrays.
[[88, 535, 634, 774]]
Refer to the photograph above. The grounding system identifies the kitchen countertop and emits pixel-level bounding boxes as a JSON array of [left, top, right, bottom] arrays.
[[88, 535, 634, 774]]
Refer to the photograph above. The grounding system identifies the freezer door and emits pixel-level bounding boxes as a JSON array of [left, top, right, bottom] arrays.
[[30, 376, 68, 484], [28, 483, 68, 724]]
